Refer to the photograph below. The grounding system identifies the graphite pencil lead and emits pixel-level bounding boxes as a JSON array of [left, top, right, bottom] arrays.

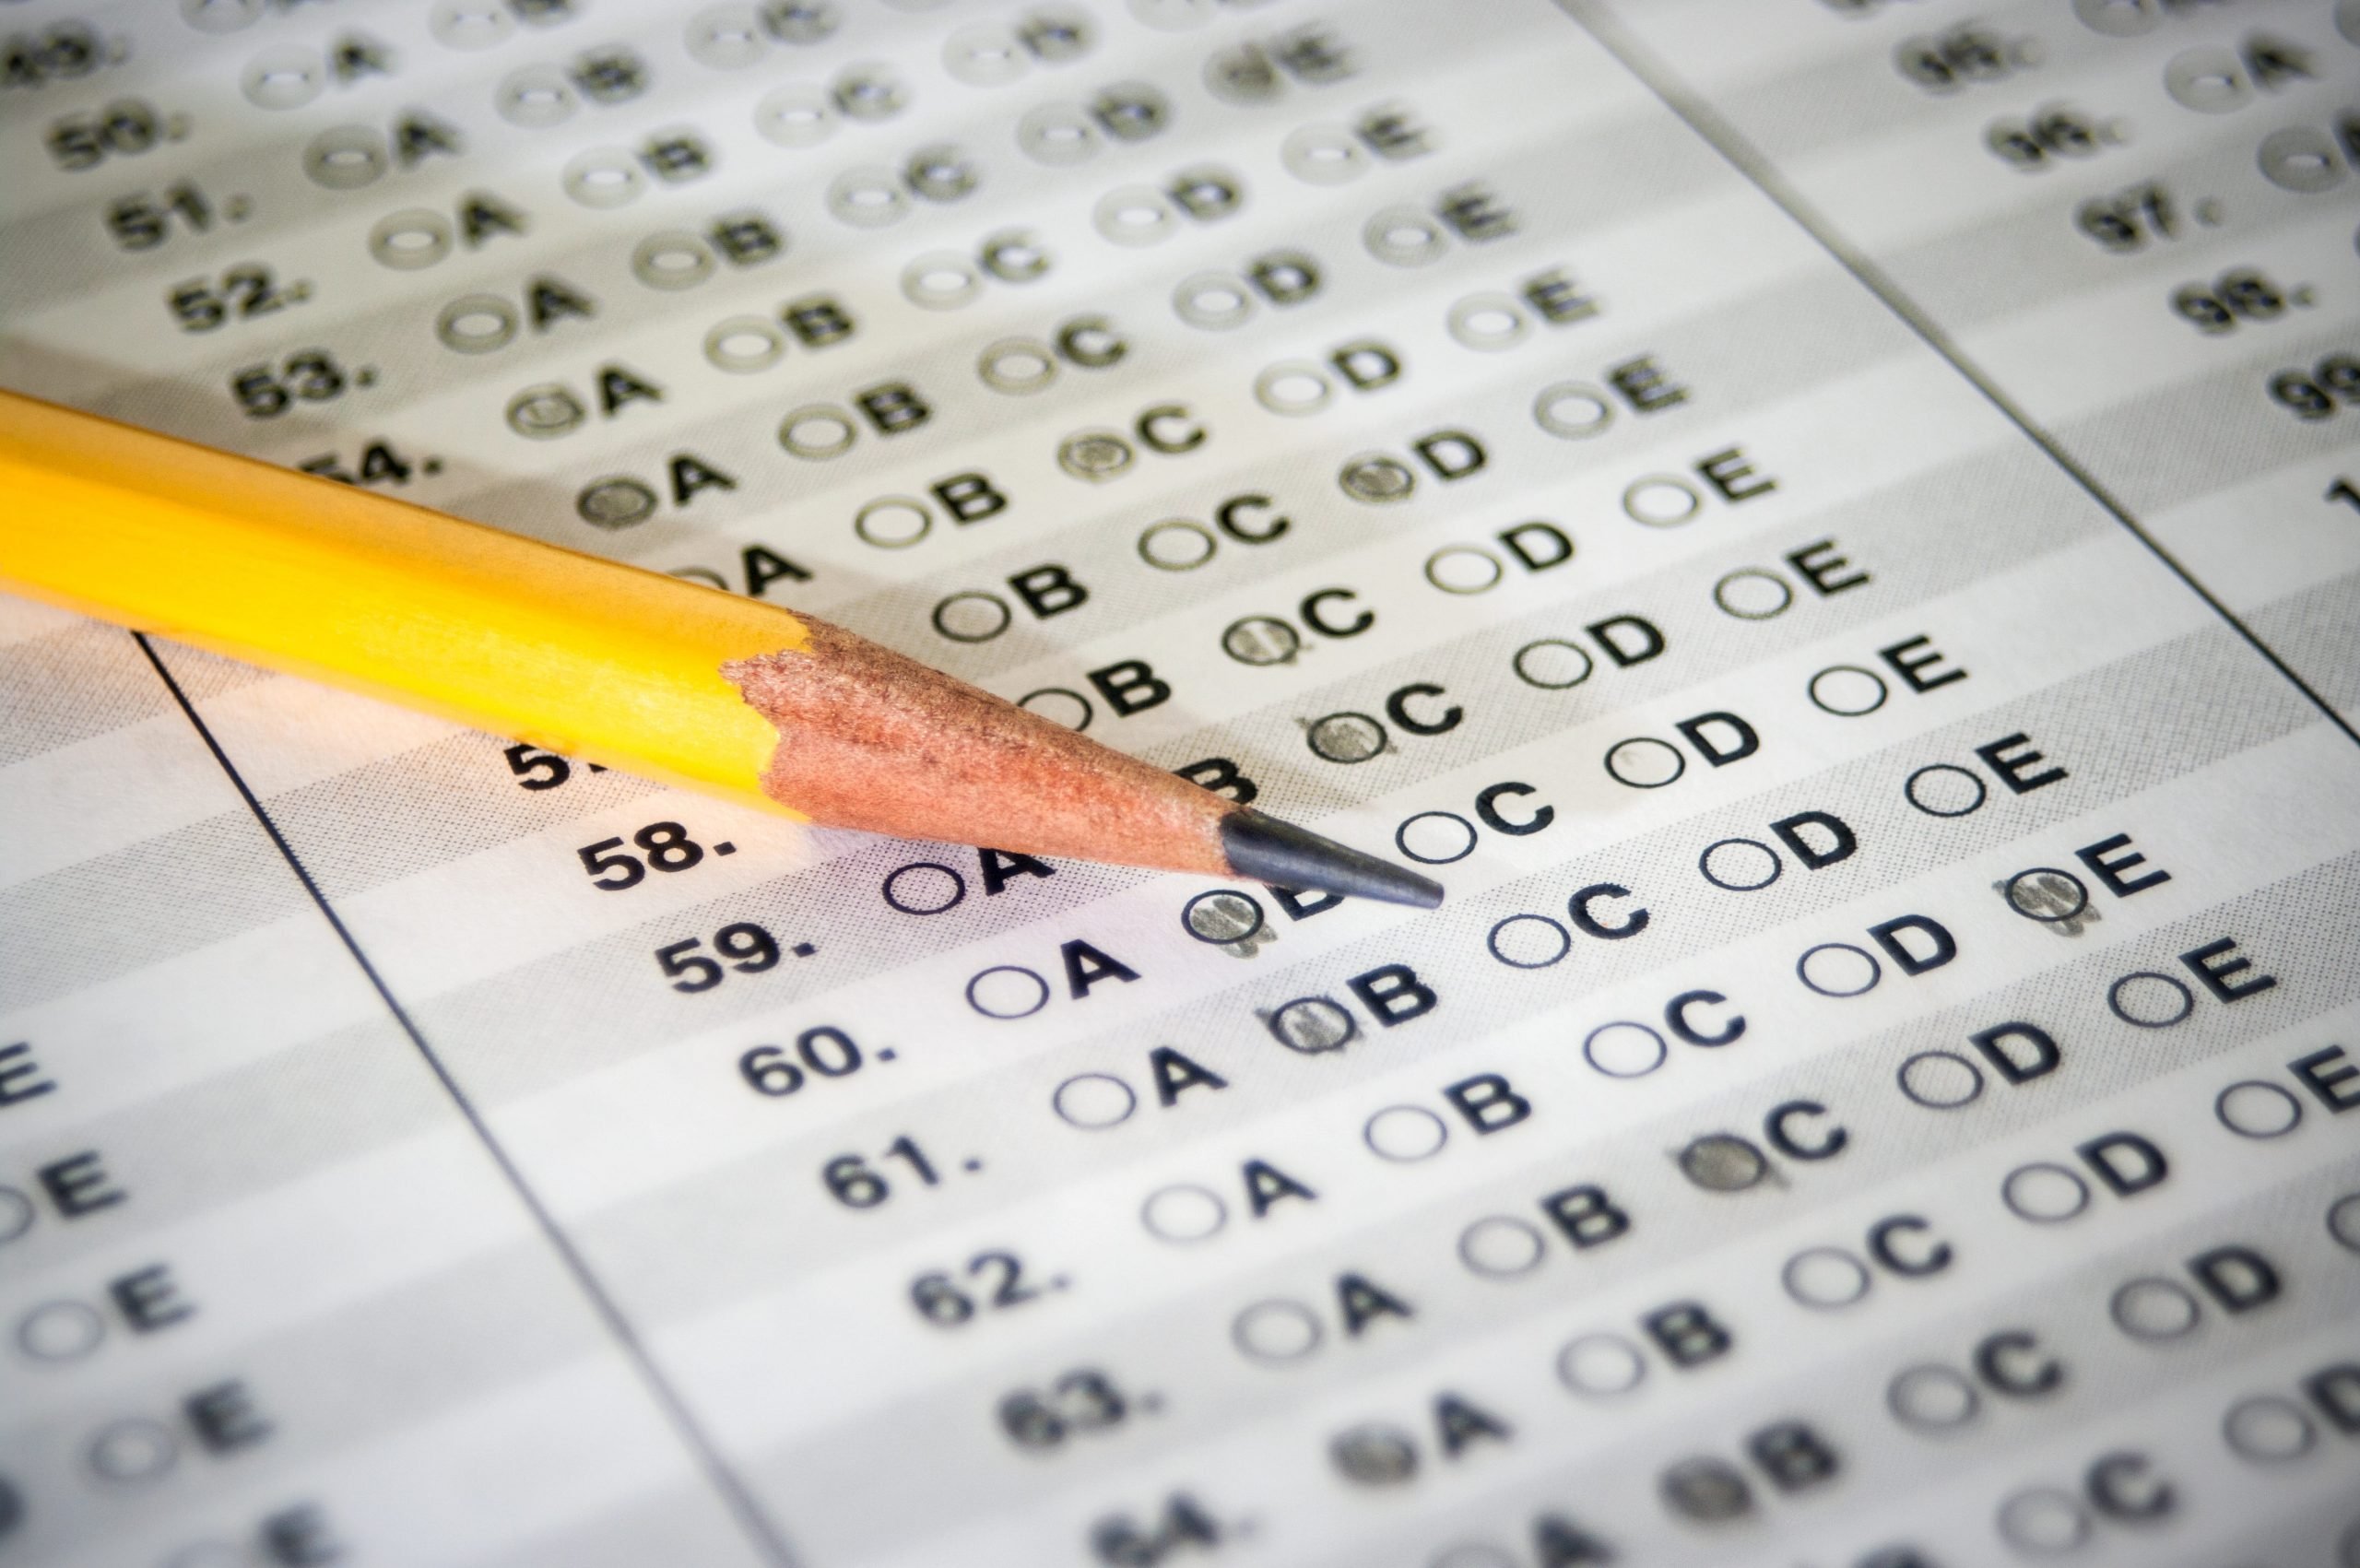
[[1217, 808, 1445, 910]]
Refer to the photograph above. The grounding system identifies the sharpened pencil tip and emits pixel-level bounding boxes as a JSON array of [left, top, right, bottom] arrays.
[[1217, 808, 1445, 910]]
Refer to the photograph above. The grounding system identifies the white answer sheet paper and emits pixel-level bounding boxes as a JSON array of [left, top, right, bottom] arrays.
[[3, 1, 2359, 1565]]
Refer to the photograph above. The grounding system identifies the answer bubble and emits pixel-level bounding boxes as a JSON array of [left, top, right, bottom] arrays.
[[902, 253, 978, 309], [778, 407, 857, 459], [1363, 1105, 1447, 1162], [243, 48, 324, 109], [1225, 618, 1301, 666], [1448, 294, 1528, 350], [507, 384, 585, 439], [1268, 996, 1356, 1054], [931, 593, 1011, 643], [2072, 0, 2154, 35], [828, 168, 905, 227], [1174, 272, 1254, 329], [1183, 890, 1264, 944], [1142, 1185, 1227, 1244], [1584, 1020, 1666, 1079], [1338, 454, 1415, 503], [2214, 1080, 2302, 1139], [1997, 1488, 2089, 1554], [1332, 1424, 1418, 1485], [1556, 1332, 1646, 1397], [498, 66, 576, 126], [980, 338, 1057, 394], [1678, 1134, 1767, 1192], [0, 1186, 30, 1244], [1604, 737, 1684, 789], [1022, 691, 1110, 744], [943, 22, 1026, 83], [1712, 569, 1792, 620], [576, 477, 657, 530], [1699, 837, 1781, 892], [1904, 762, 1987, 817], [706, 317, 785, 373], [1233, 1299, 1322, 1362], [1053, 1073, 1135, 1129], [17, 1301, 103, 1362], [1457, 1216, 1546, 1278], [1659, 1458, 1750, 1521], [1140, 520, 1217, 571], [1782, 1247, 1871, 1309], [304, 127, 384, 189], [1887, 1364, 1979, 1431], [1364, 207, 1447, 265], [370, 210, 452, 270], [2110, 1278, 2200, 1340], [635, 233, 715, 290], [1514, 639, 1593, 690], [2165, 47, 2249, 113], [1622, 477, 1701, 527], [1058, 430, 1135, 481], [882, 862, 965, 915], [563, 151, 643, 209], [854, 498, 932, 549], [88, 1420, 177, 1484], [1307, 713, 1387, 763], [1424, 547, 1504, 595], [436, 295, 517, 354], [1898, 1050, 1984, 1110], [906, 147, 981, 202], [2107, 971, 2193, 1029], [1808, 666, 1888, 716], [1018, 103, 1097, 164], [832, 64, 903, 119], [1487, 914, 1570, 970], [2004, 868, 2088, 923], [966, 965, 1049, 1020], [2259, 127, 2345, 194], [2329, 1192, 2360, 1252], [2224, 1396, 2315, 1463], [1281, 124, 1364, 183], [1255, 363, 1333, 415], [1397, 812, 1477, 865], [755, 86, 836, 147], [1094, 186, 1174, 245], [686, 6, 767, 68], [1797, 942, 1881, 997], [1533, 383, 1613, 439], [2001, 1162, 2090, 1224]]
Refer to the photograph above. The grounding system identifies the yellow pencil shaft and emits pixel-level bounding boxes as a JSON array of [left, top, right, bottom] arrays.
[[0, 390, 799, 808]]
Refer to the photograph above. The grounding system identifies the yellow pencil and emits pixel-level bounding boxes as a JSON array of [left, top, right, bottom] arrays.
[[0, 389, 1440, 907]]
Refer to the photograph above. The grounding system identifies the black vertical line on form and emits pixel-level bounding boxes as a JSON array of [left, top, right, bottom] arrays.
[[1555, 0, 2360, 751], [133, 632, 802, 1568]]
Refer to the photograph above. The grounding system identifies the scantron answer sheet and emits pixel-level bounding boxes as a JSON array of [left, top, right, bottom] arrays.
[[2, 1, 2358, 1565]]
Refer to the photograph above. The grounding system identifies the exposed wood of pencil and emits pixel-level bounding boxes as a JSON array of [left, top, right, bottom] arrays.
[[727, 625, 1232, 873]]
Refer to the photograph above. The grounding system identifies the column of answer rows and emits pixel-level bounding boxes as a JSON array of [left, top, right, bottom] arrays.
[[0, 620, 770, 1566], [584, 575, 2360, 1565], [12, 5, 2359, 1568], [1587, 0, 2360, 725], [3, 0, 1718, 700], [165, 128, 2360, 1568], [2, 0, 1550, 520]]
